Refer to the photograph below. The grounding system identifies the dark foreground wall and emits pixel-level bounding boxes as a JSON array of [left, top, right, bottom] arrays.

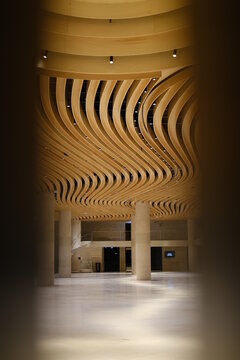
[[1, 2, 37, 360], [195, 1, 240, 359]]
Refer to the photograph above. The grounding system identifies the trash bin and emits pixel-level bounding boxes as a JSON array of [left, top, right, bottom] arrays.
[[96, 262, 101, 272]]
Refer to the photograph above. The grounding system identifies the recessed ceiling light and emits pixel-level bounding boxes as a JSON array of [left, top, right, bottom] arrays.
[[110, 56, 114, 64], [152, 78, 156, 81], [43, 50, 48, 59], [173, 49, 177, 58]]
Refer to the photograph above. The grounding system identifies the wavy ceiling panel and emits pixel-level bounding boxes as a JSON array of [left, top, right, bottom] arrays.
[[36, 66, 199, 220]]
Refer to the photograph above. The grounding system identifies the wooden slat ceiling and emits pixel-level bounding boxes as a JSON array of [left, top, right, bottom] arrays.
[[36, 0, 199, 220]]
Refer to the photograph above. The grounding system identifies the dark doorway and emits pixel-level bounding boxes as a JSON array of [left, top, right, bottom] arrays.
[[125, 248, 132, 271], [151, 247, 162, 271], [125, 223, 131, 240], [104, 247, 120, 272]]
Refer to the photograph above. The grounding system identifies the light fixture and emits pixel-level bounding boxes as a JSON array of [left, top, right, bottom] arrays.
[[152, 78, 156, 81], [109, 56, 114, 64], [173, 49, 177, 58], [67, 104, 70, 108], [153, 102, 156, 106], [43, 50, 48, 59]]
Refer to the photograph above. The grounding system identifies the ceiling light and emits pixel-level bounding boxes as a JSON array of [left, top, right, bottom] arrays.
[[43, 50, 48, 59], [152, 78, 156, 81], [67, 104, 70, 108], [153, 102, 156, 106], [110, 56, 114, 64], [173, 49, 177, 58]]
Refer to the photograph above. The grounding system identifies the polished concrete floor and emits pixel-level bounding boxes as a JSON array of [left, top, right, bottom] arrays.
[[36, 273, 202, 360]]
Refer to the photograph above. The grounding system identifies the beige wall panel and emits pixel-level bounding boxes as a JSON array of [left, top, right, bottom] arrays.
[[162, 246, 188, 271], [82, 221, 125, 241], [119, 247, 126, 272], [72, 247, 103, 272], [151, 220, 188, 240]]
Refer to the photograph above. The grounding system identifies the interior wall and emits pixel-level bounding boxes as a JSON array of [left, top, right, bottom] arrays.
[[82, 221, 125, 241], [151, 220, 188, 240], [162, 247, 188, 272], [54, 221, 59, 273], [55, 220, 189, 273], [82, 220, 188, 241], [72, 247, 103, 272]]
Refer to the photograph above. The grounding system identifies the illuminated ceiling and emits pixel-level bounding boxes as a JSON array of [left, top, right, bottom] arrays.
[[36, 0, 199, 220]]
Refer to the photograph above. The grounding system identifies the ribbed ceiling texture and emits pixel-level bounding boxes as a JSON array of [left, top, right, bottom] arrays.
[[36, 0, 199, 220]]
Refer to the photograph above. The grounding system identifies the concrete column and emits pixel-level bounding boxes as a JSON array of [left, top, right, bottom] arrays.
[[59, 210, 72, 277], [72, 219, 81, 250], [36, 192, 55, 286], [119, 247, 126, 272], [188, 219, 198, 272], [131, 214, 136, 274], [135, 202, 151, 280]]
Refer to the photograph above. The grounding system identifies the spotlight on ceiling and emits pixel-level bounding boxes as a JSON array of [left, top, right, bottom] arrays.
[[152, 78, 156, 81], [172, 49, 177, 58], [43, 50, 48, 59], [110, 56, 114, 64]]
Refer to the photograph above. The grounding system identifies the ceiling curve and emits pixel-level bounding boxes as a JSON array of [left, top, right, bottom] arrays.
[[37, 0, 193, 78], [36, 0, 198, 220]]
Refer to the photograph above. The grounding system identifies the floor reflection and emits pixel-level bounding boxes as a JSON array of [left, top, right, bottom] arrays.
[[36, 273, 202, 360]]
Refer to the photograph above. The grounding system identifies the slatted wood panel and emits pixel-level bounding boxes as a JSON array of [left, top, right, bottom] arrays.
[[36, 0, 198, 220], [36, 67, 199, 220]]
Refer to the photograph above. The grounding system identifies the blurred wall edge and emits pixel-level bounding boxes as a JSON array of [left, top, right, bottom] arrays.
[[1, 1, 37, 360], [194, 1, 240, 359]]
